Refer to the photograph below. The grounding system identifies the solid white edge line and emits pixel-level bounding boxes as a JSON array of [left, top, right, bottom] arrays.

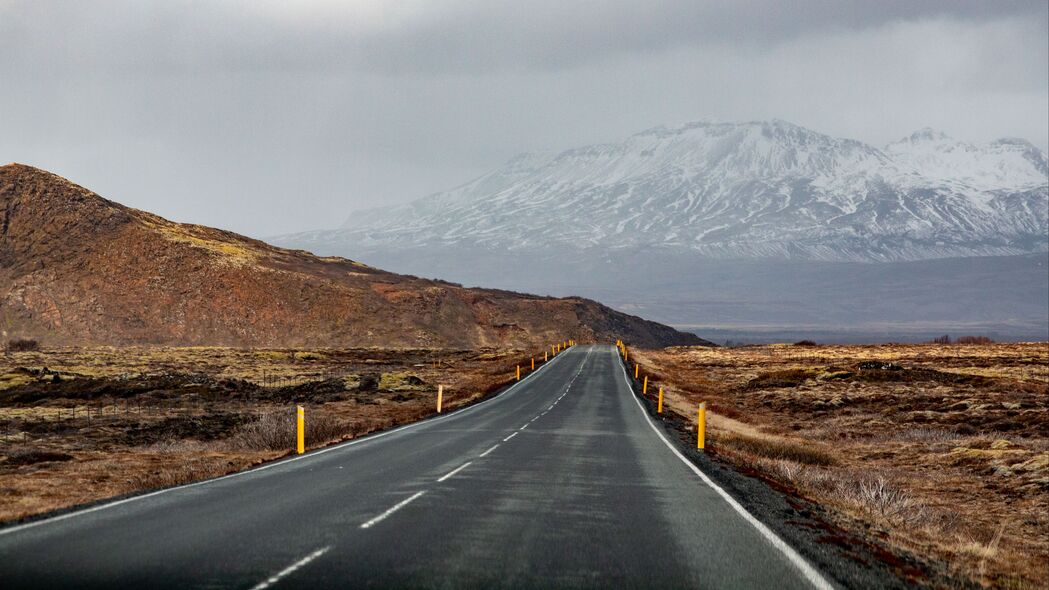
[[614, 349, 835, 590], [437, 461, 473, 483], [360, 491, 426, 529], [0, 346, 578, 538], [250, 545, 331, 590], [479, 444, 499, 457]]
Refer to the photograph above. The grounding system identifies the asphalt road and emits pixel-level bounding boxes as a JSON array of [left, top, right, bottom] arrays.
[[0, 345, 833, 589]]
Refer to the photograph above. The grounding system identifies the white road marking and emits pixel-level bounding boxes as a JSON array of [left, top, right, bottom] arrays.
[[0, 343, 576, 538], [548, 405, 555, 410], [360, 491, 426, 529], [479, 444, 499, 457], [503, 432, 518, 442], [614, 349, 834, 590], [250, 546, 330, 590], [437, 461, 473, 483], [519, 423, 529, 430]]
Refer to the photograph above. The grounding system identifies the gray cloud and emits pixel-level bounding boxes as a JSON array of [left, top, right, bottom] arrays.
[[1, 1, 1046, 236]]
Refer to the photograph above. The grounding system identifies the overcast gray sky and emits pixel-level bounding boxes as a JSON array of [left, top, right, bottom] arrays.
[[2, 1, 1046, 237]]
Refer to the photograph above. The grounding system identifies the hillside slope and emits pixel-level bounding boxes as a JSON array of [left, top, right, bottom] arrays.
[[0, 164, 705, 348]]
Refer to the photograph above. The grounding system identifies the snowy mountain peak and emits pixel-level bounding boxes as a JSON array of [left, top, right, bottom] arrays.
[[291, 119, 1047, 263], [900, 127, 953, 144]]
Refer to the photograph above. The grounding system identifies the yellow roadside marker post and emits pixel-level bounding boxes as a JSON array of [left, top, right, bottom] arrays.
[[634, 363, 639, 379], [643, 375, 648, 395], [624, 348, 628, 362], [544, 351, 548, 362], [697, 402, 707, 450], [531, 357, 535, 371], [296, 405, 305, 454], [657, 387, 664, 414], [516, 365, 521, 381], [437, 384, 444, 414]]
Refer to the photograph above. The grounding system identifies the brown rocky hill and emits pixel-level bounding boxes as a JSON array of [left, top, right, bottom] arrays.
[[0, 164, 707, 348]]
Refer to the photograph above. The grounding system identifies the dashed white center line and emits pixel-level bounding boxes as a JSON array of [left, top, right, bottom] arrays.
[[250, 546, 331, 590], [434, 459, 472, 482], [480, 444, 499, 457], [520, 423, 529, 430], [548, 405, 555, 410], [360, 491, 426, 529], [503, 432, 518, 442]]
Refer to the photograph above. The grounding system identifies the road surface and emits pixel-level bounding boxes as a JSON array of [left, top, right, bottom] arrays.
[[0, 345, 832, 589]]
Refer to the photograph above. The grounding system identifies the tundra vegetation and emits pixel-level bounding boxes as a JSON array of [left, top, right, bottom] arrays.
[[0, 346, 534, 524], [631, 342, 1049, 589]]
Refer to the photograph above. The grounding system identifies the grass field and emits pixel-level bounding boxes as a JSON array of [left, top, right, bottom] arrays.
[[631, 342, 1049, 588], [0, 346, 542, 524]]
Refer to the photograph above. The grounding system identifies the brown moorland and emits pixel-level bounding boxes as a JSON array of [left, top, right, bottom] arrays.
[[628, 342, 1049, 588], [0, 163, 704, 349], [0, 344, 563, 524]]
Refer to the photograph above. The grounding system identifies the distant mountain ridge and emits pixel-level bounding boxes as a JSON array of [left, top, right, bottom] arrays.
[[0, 164, 705, 348], [279, 119, 1048, 262]]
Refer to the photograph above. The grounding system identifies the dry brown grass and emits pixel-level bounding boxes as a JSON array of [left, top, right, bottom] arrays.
[[631, 342, 1049, 588], [0, 345, 543, 524]]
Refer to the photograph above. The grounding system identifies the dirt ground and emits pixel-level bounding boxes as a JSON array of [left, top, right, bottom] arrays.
[[0, 346, 550, 524], [629, 342, 1049, 589]]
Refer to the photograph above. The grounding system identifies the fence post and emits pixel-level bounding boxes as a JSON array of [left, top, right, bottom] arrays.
[[296, 406, 305, 454], [697, 402, 706, 450]]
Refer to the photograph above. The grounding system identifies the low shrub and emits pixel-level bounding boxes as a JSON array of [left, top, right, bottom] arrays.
[[2, 448, 73, 466], [835, 475, 928, 524], [956, 335, 994, 345], [6, 339, 39, 352], [230, 410, 348, 451]]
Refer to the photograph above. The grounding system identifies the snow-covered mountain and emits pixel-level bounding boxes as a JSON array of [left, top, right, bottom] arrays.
[[281, 119, 1048, 262]]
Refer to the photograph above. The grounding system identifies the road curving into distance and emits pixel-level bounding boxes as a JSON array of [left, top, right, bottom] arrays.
[[0, 345, 833, 589]]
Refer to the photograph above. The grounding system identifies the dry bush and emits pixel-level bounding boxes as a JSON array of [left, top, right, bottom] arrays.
[[6, 339, 39, 352], [712, 431, 837, 466], [793, 340, 819, 347], [931, 335, 952, 344], [956, 335, 995, 345], [835, 475, 928, 524], [230, 410, 347, 451], [1, 448, 73, 466]]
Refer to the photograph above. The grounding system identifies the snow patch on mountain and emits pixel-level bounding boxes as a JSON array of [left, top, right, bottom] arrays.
[[279, 120, 1048, 262]]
